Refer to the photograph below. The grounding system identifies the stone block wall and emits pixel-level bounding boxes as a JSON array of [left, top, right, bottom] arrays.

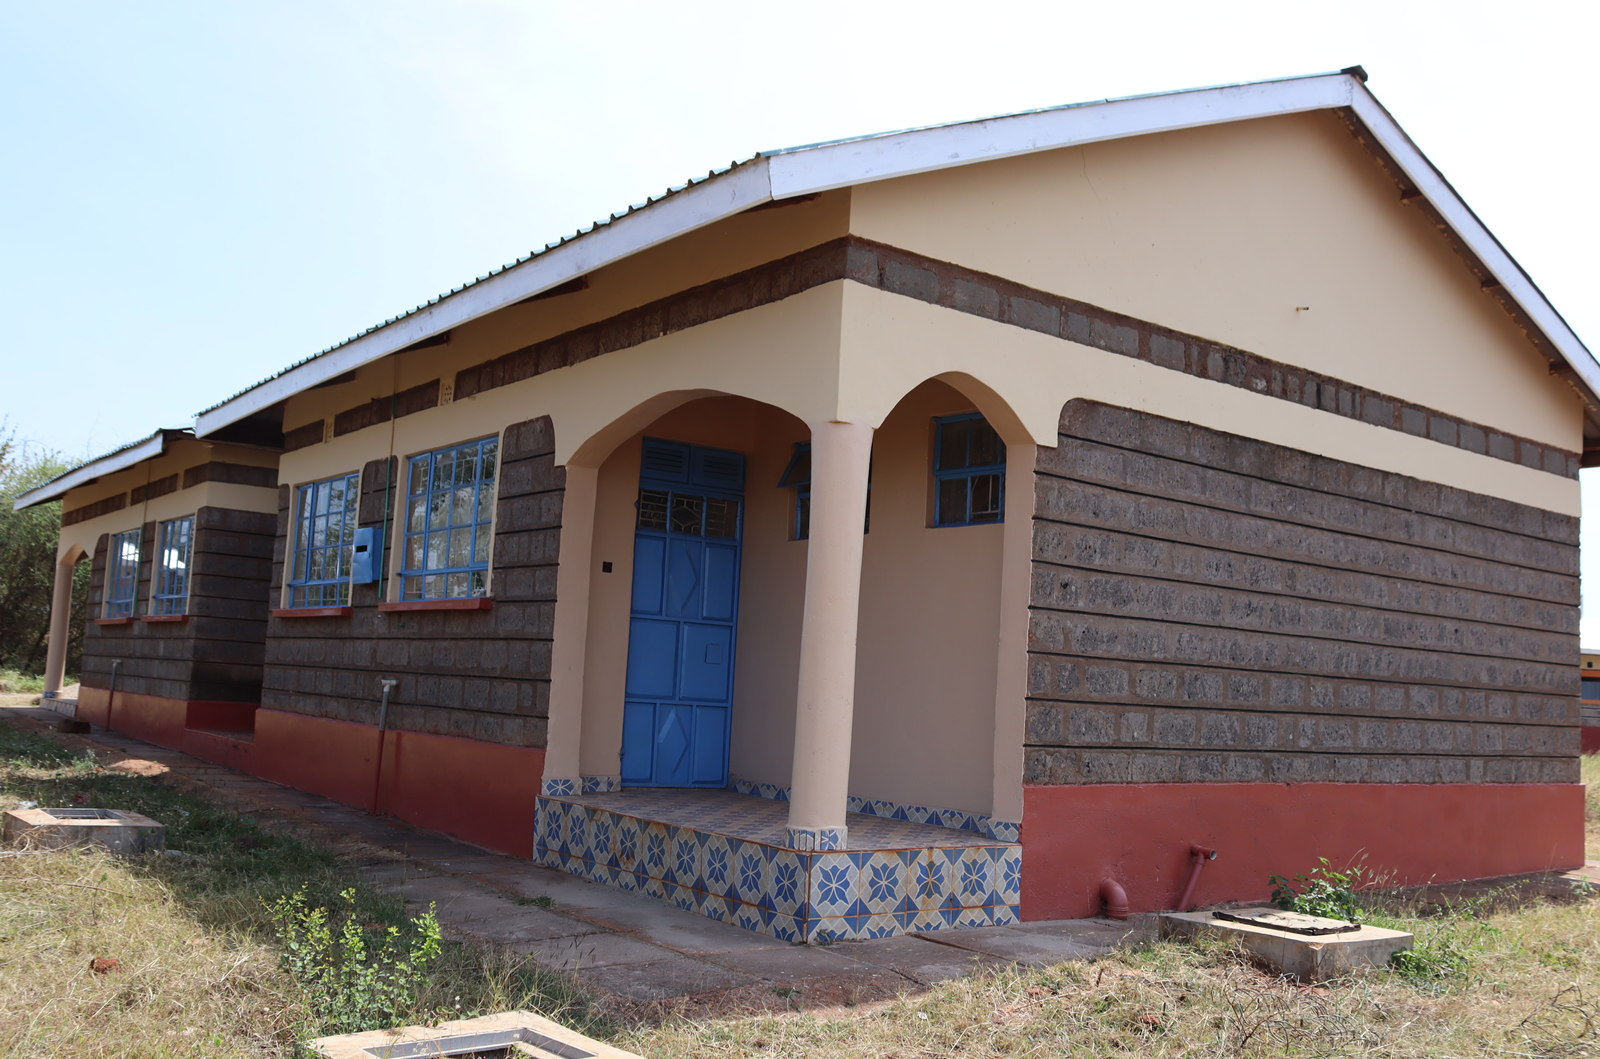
[[259, 415, 564, 748], [81, 506, 277, 702], [1024, 402, 1580, 787]]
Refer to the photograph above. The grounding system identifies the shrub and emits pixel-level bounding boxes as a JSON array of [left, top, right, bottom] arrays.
[[268, 886, 442, 1036], [1270, 858, 1365, 923]]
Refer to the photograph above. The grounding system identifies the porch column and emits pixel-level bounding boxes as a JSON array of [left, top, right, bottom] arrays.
[[42, 552, 77, 698], [785, 419, 874, 851], [541, 463, 598, 796], [990, 444, 1037, 843]]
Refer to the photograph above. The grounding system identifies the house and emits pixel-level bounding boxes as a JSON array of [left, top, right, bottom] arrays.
[[1581, 653, 1600, 754], [19, 69, 1589, 941]]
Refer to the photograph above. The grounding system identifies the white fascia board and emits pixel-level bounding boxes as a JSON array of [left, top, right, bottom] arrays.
[[767, 74, 1357, 198], [13, 433, 169, 511], [1347, 88, 1600, 399], [195, 159, 775, 437]]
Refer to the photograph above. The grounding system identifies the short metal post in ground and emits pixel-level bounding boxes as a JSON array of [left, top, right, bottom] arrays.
[[368, 679, 398, 815]]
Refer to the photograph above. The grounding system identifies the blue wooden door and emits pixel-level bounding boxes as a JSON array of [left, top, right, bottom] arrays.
[[621, 439, 744, 787]]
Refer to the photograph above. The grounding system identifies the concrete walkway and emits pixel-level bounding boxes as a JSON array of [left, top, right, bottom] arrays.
[[0, 703, 1147, 1015]]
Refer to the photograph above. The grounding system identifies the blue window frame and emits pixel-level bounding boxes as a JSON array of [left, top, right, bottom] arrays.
[[401, 436, 498, 600], [776, 442, 871, 540], [105, 528, 142, 618], [289, 473, 360, 607], [151, 516, 194, 616], [934, 412, 1005, 526]]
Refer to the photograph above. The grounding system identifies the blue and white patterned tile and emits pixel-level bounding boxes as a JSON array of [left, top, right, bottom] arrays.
[[641, 874, 667, 900], [808, 854, 857, 917], [991, 900, 1020, 926], [861, 853, 904, 914], [999, 850, 1023, 904], [988, 819, 1021, 843], [614, 823, 641, 872], [863, 914, 901, 939], [700, 835, 734, 898], [562, 809, 589, 858], [731, 843, 769, 905], [541, 777, 576, 797], [956, 848, 993, 902], [808, 916, 851, 944], [768, 852, 805, 916], [643, 825, 670, 877], [670, 830, 702, 887], [956, 905, 993, 929], [912, 854, 953, 906]]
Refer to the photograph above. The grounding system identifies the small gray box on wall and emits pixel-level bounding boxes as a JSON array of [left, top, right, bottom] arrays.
[[352, 526, 383, 584]]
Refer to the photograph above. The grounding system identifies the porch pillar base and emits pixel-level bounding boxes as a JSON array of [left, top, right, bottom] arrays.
[[783, 824, 847, 851]]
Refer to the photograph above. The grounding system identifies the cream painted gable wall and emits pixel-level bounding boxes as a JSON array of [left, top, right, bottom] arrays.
[[847, 110, 1580, 451], [55, 439, 280, 561]]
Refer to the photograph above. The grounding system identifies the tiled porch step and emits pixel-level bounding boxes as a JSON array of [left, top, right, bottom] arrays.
[[535, 789, 1021, 944]]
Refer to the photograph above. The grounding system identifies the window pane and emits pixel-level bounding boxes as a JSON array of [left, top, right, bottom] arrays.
[[299, 486, 314, 518], [435, 450, 455, 487], [425, 531, 447, 570], [448, 528, 472, 567], [470, 570, 487, 595], [403, 576, 422, 600], [937, 478, 968, 525], [970, 473, 1002, 522], [425, 574, 445, 599], [408, 496, 426, 533], [637, 489, 669, 531], [705, 497, 739, 539], [480, 440, 498, 482], [671, 494, 704, 535], [938, 419, 970, 471], [475, 482, 495, 525], [428, 492, 450, 531], [969, 421, 1003, 468], [796, 491, 810, 541], [473, 531, 491, 565], [447, 571, 468, 598], [778, 446, 811, 488], [409, 457, 428, 495], [1583, 678, 1600, 700], [455, 447, 477, 485], [405, 535, 424, 571], [452, 486, 474, 527]]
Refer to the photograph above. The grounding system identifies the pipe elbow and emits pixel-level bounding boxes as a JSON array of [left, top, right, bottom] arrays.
[[1191, 844, 1218, 861], [1099, 878, 1129, 920]]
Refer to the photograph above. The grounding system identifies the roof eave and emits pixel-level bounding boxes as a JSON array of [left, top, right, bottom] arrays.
[[192, 69, 1599, 439], [13, 431, 180, 511]]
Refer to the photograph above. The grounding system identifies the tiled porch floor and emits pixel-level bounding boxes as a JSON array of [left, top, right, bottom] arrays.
[[536, 788, 1021, 944], [561, 788, 997, 850]]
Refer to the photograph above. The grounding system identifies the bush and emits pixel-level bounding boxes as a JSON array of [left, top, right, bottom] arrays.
[[1270, 858, 1365, 923], [268, 886, 442, 1036]]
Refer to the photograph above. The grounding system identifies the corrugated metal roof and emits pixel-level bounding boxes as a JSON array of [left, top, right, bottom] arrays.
[[196, 158, 759, 416], [13, 428, 191, 511]]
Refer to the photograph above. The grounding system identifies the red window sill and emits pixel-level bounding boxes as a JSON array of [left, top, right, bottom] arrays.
[[378, 597, 493, 613], [271, 607, 353, 619], [93, 617, 136, 626], [141, 615, 189, 624]]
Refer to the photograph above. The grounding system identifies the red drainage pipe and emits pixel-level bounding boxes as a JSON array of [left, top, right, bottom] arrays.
[[1100, 878, 1129, 920], [1177, 844, 1219, 911]]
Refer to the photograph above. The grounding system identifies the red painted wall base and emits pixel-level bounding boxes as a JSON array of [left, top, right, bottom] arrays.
[[1582, 727, 1600, 755], [1022, 782, 1586, 921], [250, 709, 544, 858], [71, 691, 544, 859]]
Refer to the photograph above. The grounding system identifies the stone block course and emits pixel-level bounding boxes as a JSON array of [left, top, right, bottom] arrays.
[[1027, 404, 1580, 786], [260, 416, 562, 749]]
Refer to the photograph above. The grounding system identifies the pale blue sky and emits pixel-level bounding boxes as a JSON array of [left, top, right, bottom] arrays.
[[3, 0, 1596, 638]]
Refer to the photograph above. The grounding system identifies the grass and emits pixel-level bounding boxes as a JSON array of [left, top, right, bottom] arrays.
[[0, 669, 46, 695], [2, 711, 1597, 1058], [0, 717, 602, 1058]]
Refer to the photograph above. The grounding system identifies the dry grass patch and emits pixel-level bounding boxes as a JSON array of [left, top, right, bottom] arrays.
[[0, 842, 297, 1057], [622, 898, 1600, 1058], [0, 716, 605, 1057]]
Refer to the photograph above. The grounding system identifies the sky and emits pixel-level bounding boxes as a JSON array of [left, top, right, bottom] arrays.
[[3, 0, 1597, 633]]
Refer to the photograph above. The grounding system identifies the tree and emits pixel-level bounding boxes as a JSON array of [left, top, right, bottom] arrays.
[[0, 431, 88, 678]]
